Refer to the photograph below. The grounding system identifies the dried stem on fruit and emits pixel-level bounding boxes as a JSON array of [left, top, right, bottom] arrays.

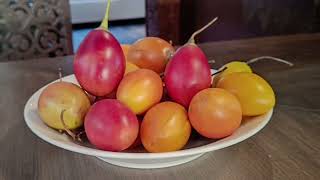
[[211, 67, 228, 76], [208, 59, 216, 64], [60, 109, 82, 142], [58, 67, 62, 82], [247, 56, 294, 66], [188, 17, 218, 44]]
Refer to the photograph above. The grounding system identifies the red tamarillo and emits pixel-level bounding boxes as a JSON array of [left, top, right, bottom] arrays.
[[164, 17, 218, 107], [74, 0, 125, 97]]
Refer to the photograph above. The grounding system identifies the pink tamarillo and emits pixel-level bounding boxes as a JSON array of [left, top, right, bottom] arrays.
[[74, 0, 125, 96], [164, 17, 218, 107]]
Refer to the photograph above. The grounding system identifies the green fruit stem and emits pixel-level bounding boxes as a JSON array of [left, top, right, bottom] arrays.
[[100, 0, 112, 30], [187, 17, 218, 44]]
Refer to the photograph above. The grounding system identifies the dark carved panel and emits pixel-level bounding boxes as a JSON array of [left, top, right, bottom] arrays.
[[0, 0, 73, 62]]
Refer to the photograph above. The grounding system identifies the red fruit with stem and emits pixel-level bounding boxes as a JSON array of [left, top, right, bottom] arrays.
[[84, 99, 139, 151], [164, 17, 218, 107], [74, 0, 125, 97]]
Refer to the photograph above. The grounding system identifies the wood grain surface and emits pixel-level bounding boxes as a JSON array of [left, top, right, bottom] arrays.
[[0, 34, 319, 180]]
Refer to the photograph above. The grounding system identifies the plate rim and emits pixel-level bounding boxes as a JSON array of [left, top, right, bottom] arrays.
[[24, 74, 273, 159]]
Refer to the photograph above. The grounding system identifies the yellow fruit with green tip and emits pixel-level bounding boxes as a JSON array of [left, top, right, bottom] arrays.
[[213, 61, 252, 86]]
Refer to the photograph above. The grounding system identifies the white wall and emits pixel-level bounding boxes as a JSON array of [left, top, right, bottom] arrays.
[[70, 0, 145, 24]]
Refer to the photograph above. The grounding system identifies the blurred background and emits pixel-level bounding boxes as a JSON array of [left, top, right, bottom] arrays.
[[1, 0, 320, 61]]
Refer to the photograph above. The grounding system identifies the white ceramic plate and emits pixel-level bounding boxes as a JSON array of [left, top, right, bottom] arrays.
[[24, 72, 273, 169]]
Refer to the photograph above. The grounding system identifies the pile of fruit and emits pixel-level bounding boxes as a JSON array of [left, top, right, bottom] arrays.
[[37, 1, 278, 153]]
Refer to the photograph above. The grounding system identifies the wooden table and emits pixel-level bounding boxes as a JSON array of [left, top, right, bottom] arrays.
[[0, 34, 319, 180]]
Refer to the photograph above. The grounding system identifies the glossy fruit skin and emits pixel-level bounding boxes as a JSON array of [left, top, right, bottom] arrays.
[[74, 29, 125, 96], [213, 61, 252, 86], [121, 44, 131, 60], [217, 72, 275, 116], [125, 62, 139, 75], [122, 45, 140, 75], [84, 99, 139, 151], [164, 44, 211, 108], [188, 88, 242, 139], [117, 69, 163, 114], [141, 102, 191, 152], [38, 82, 91, 130], [129, 120, 142, 148], [127, 37, 174, 73]]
